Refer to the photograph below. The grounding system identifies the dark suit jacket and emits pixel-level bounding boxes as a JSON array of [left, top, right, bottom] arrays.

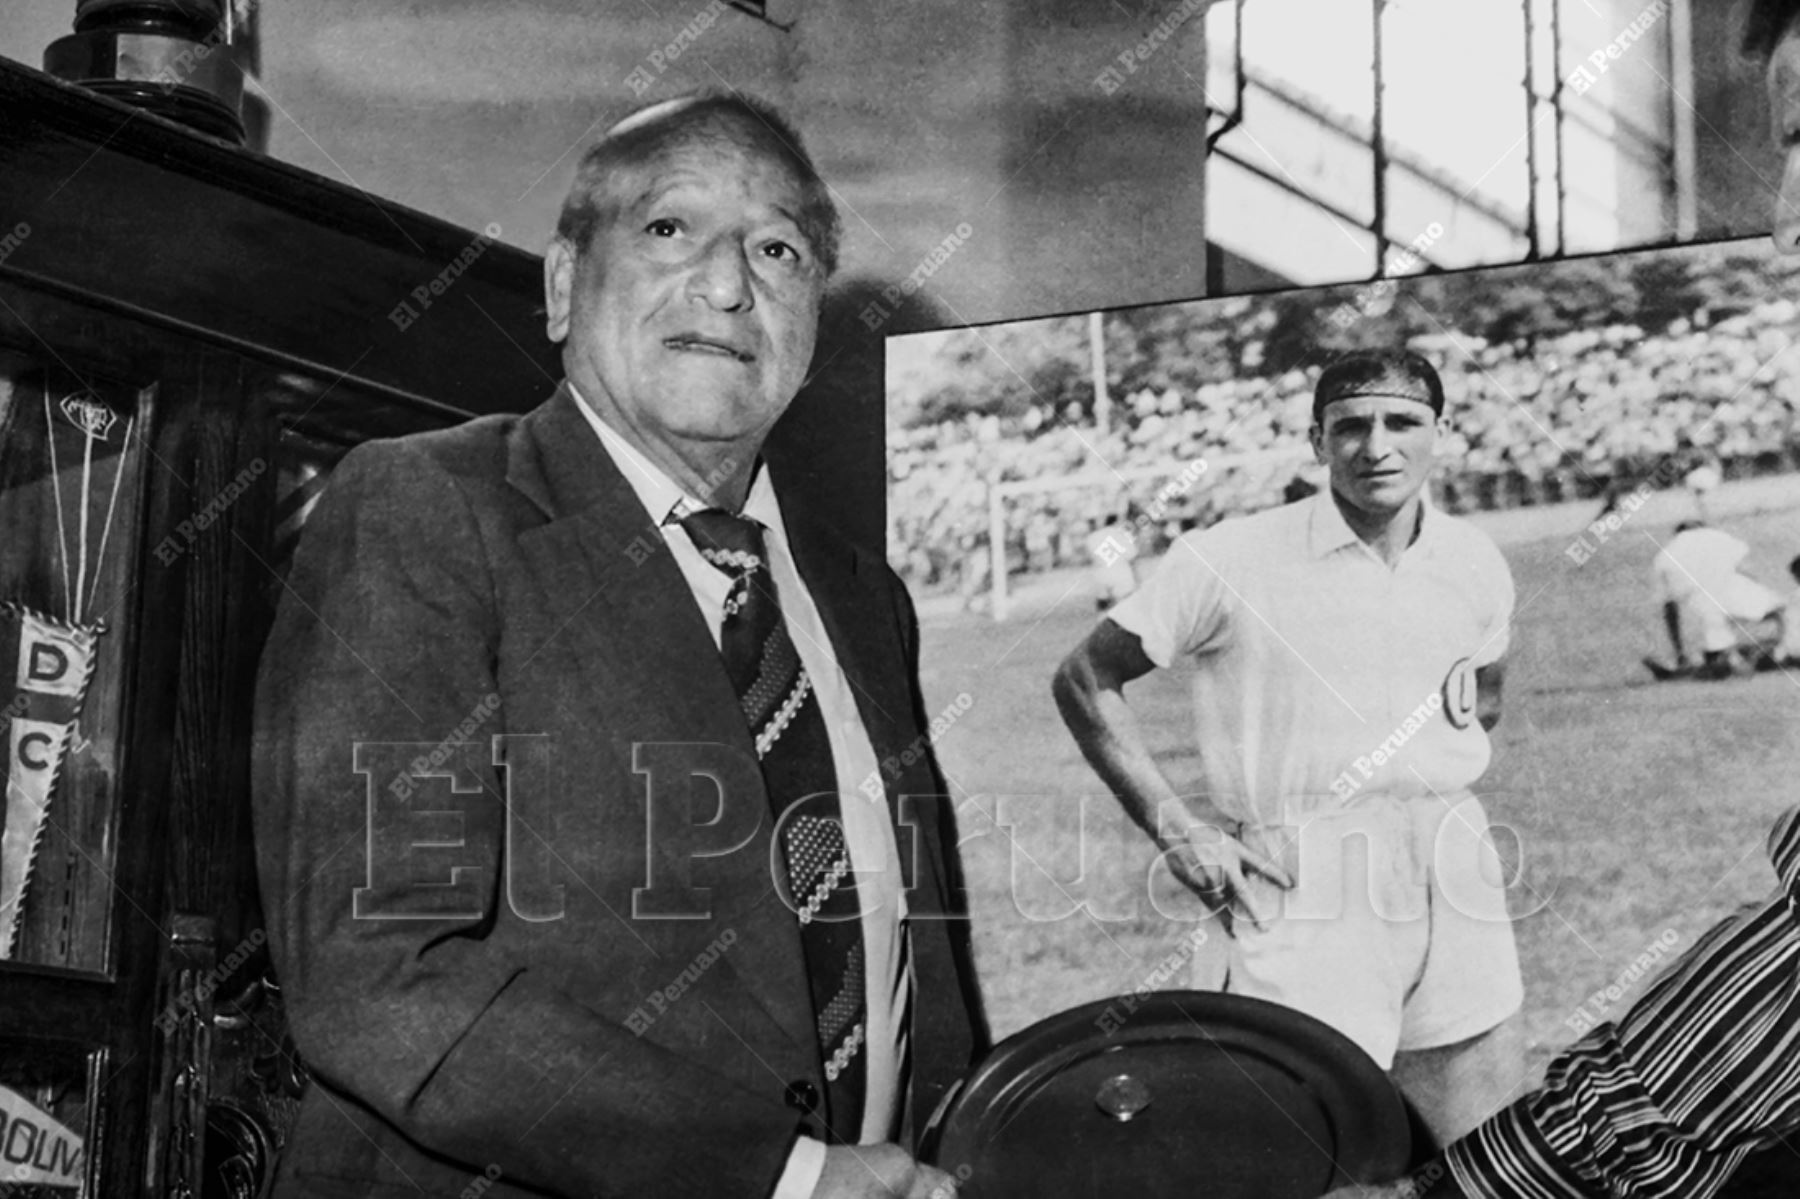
[[252, 384, 985, 1198]]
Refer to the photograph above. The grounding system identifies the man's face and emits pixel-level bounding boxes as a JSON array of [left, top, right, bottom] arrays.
[[544, 122, 827, 467], [1310, 394, 1446, 519], [1768, 25, 1800, 254]]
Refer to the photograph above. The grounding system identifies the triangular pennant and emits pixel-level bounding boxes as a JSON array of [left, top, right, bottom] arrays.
[[0, 605, 99, 960]]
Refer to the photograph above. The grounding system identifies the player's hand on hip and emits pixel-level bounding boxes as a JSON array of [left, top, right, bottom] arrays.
[[1169, 819, 1293, 933], [812, 1143, 959, 1198]]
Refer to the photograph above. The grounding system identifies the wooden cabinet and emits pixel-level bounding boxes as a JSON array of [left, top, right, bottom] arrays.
[[0, 56, 556, 1197]]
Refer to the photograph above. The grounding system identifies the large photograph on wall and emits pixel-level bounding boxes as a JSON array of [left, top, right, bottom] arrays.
[[887, 232, 1800, 1093]]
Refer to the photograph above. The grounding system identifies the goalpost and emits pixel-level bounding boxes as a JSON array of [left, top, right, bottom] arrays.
[[982, 444, 1314, 621]]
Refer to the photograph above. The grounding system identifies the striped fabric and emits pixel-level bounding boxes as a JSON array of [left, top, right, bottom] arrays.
[[681, 507, 869, 1144], [1443, 807, 1800, 1198]]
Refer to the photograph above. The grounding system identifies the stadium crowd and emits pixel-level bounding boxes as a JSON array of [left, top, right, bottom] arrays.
[[889, 298, 1800, 594]]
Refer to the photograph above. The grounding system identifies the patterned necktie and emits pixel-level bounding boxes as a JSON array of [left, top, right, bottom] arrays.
[[680, 507, 868, 1143]]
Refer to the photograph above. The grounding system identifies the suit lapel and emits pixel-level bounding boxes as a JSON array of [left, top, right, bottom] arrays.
[[777, 478, 924, 895], [507, 387, 743, 747], [781, 478, 972, 1113], [506, 387, 817, 1057]]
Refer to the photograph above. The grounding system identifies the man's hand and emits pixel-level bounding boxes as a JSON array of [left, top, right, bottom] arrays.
[[812, 1144, 959, 1198], [1319, 1158, 1464, 1198], [1166, 820, 1293, 933]]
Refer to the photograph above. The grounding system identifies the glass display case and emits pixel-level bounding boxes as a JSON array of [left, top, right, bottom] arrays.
[[1, 356, 146, 978], [0, 1040, 90, 1196], [0, 54, 555, 1197]]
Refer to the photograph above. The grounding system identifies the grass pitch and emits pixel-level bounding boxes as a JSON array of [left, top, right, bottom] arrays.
[[918, 503, 1800, 1083]]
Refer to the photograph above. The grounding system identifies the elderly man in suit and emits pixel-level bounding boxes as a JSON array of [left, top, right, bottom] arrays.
[[253, 93, 983, 1199]]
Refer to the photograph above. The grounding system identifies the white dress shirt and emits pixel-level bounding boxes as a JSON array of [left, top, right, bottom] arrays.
[[572, 390, 910, 1198]]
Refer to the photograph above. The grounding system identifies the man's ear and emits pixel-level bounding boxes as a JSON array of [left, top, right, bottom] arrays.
[[544, 236, 576, 343], [1309, 421, 1326, 464]]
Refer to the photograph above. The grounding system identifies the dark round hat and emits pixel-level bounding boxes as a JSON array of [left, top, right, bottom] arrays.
[[921, 990, 1412, 1198]]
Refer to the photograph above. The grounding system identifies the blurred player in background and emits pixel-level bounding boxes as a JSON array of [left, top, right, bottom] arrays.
[[1685, 455, 1723, 524], [1326, 3, 1800, 1194], [1054, 348, 1523, 1146], [1777, 554, 1800, 666], [1086, 506, 1140, 609], [1644, 520, 1784, 680]]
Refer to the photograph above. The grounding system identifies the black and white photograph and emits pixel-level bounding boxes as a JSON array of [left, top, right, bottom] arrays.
[[3, 1, 1800, 1197]]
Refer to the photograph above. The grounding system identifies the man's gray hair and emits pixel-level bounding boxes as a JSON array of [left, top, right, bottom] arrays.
[[554, 90, 842, 276]]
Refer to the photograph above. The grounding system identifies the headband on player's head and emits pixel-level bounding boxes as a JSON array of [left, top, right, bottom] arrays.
[[1312, 348, 1445, 426]]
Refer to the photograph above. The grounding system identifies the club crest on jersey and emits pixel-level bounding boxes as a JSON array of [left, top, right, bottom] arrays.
[[1443, 657, 1478, 729]]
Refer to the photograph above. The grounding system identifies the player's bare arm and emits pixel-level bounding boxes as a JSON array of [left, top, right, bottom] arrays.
[[1474, 661, 1503, 732], [1661, 598, 1687, 665], [1052, 618, 1292, 929]]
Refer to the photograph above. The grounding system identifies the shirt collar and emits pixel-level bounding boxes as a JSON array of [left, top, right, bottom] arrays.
[[1306, 488, 1440, 561], [1306, 490, 1363, 557], [568, 380, 776, 529]]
